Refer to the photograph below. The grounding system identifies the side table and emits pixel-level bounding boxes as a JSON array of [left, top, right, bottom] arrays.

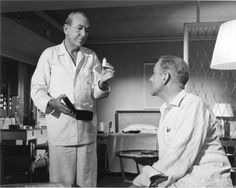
[[116, 150, 158, 182]]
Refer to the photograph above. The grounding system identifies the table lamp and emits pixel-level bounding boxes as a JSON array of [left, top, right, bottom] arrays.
[[212, 103, 234, 138], [210, 20, 236, 70]]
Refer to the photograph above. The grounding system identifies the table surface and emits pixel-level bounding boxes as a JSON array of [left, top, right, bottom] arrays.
[[1, 127, 47, 144], [116, 149, 159, 182], [108, 133, 158, 173]]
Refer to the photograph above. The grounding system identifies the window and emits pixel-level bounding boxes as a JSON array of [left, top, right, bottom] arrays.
[[0, 55, 36, 125]]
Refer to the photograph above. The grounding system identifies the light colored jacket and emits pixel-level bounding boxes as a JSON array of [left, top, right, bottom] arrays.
[[133, 90, 232, 187], [31, 42, 109, 145]]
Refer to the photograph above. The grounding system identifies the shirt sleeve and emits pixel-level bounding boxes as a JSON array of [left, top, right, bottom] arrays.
[[31, 49, 52, 113], [92, 55, 110, 99], [150, 99, 210, 186]]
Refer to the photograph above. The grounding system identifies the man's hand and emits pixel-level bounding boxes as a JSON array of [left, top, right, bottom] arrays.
[[132, 173, 151, 187], [46, 94, 72, 115], [100, 64, 115, 83]]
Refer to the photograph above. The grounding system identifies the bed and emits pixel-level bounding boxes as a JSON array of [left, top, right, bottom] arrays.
[[107, 110, 161, 173]]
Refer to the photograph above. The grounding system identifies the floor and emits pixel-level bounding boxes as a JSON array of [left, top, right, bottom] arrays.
[[97, 173, 135, 187], [34, 170, 135, 187], [2, 166, 135, 187], [3, 166, 235, 187]]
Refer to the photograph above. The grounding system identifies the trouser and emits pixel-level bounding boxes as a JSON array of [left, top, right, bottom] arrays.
[[49, 142, 97, 187]]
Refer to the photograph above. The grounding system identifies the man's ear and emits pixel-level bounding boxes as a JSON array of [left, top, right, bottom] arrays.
[[163, 72, 170, 85], [63, 24, 68, 35]]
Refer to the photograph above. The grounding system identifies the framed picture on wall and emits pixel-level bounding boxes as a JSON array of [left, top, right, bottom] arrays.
[[143, 62, 163, 109]]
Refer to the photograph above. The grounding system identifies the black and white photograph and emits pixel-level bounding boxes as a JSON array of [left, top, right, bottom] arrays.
[[0, 0, 236, 187]]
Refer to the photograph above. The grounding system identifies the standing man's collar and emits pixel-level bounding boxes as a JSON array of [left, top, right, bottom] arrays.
[[58, 41, 84, 56], [58, 41, 67, 56]]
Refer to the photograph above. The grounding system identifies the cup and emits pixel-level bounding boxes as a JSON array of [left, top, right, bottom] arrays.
[[98, 122, 104, 133]]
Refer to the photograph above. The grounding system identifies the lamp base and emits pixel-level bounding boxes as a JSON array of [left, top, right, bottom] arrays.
[[224, 120, 230, 139]]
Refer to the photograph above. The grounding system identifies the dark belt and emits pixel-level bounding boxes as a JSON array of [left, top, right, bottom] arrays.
[[75, 110, 93, 121]]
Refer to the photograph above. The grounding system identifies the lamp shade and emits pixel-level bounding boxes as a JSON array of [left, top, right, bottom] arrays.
[[212, 103, 234, 118], [210, 20, 236, 70]]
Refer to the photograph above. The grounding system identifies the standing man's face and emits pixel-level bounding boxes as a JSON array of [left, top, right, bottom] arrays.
[[149, 62, 165, 96], [64, 14, 90, 49]]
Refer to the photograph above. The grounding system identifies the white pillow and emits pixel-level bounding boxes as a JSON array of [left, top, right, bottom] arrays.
[[122, 124, 158, 132]]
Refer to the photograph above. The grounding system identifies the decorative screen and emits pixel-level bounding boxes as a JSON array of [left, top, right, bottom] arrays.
[[184, 22, 236, 113]]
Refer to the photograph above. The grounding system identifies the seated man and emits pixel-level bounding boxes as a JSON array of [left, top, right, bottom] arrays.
[[132, 55, 232, 187]]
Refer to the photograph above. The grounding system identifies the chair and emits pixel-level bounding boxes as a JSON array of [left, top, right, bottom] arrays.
[[225, 146, 236, 185], [31, 142, 49, 173]]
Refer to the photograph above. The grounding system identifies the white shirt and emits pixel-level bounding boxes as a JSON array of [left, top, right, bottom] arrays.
[[133, 90, 232, 187], [31, 42, 109, 145]]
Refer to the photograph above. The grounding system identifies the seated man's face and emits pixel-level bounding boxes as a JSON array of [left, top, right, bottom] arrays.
[[149, 62, 165, 96]]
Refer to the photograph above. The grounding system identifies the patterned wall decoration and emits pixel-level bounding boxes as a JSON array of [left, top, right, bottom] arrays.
[[184, 22, 236, 137]]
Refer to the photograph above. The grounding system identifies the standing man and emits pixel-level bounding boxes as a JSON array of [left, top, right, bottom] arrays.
[[132, 55, 232, 187], [31, 11, 114, 187]]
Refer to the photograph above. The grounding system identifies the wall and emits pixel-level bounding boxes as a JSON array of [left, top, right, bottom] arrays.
[[88, 40, 236, 134], [87, 41, 183, 132]]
